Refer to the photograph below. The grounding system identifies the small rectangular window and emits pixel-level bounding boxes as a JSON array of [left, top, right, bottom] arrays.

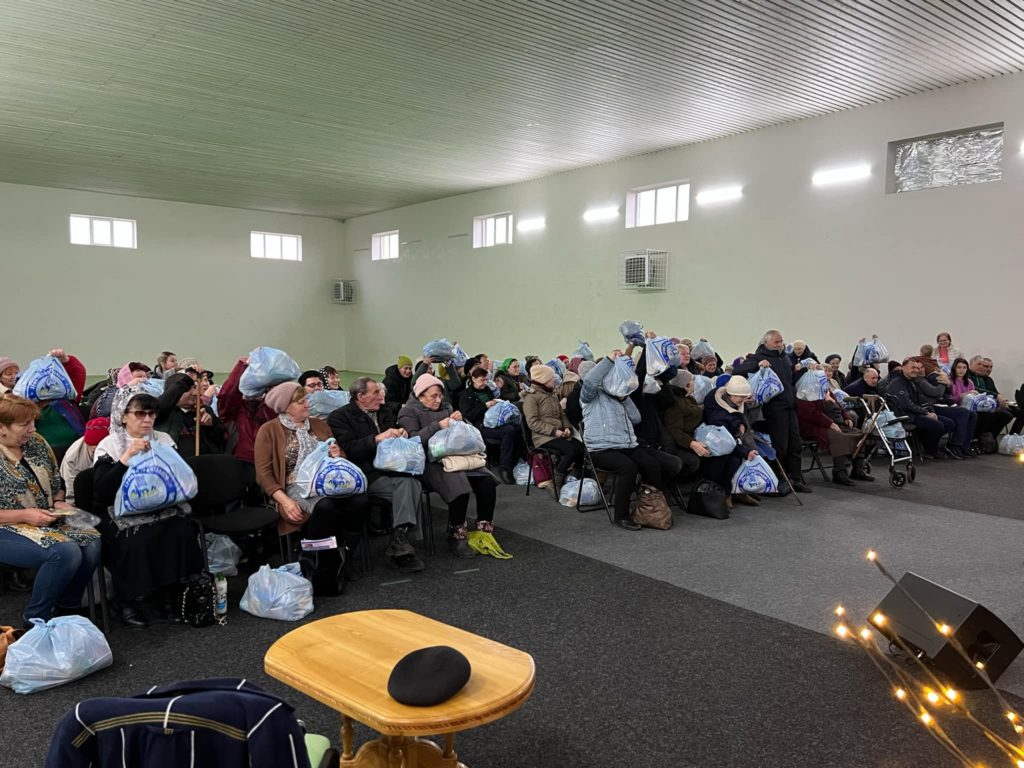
[[69, 214, 136, 248], [625, 183, 690, 228], [250, 231, 302, 261], [888, 123, 1003, 193], [472, 213, 514, 248], [371, 230, 400, 261]]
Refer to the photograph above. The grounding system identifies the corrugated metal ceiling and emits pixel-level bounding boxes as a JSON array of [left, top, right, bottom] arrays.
[[2, 0, 1023, 218]]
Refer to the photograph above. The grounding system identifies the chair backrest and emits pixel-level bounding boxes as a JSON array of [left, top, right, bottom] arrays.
[[183, 454, 246, 517]]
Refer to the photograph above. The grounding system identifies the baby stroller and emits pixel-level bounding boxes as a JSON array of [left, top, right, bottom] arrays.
[[853, 400, 915, 488]]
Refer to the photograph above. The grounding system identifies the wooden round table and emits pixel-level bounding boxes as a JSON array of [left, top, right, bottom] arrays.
[[265, 609, 535, 767]]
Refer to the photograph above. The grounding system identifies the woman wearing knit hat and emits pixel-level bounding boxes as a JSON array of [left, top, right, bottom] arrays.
[[59, 417, 110, 505], [254, 382, 370, 594], [700, 376, 761, 509], [522, 365, 583, 492], [383, 355, 415, 407], [0, 357, 19, 394], [398, 374, 500, 558]]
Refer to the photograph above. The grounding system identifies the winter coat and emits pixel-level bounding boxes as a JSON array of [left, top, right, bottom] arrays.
[[580, 357, 641, 452], [732, 345, 797, 412], [396, 398, 481, 503], [457, 385, 494, 428], [700, 388, 753, 458], [522, 387, 571, 447], [844, 377, 878, 398], [328, 401, 404, 482], [412, 361, 462, 402], [796, 399, 860, 456], [631, 344, 676, 448], [915, 374, 950, 407], [218, 359, 277, 464], [662, 387, 703, 451], [494, 371, 521, 402], [883, 371, 931, 417], [564, 382, 583, 427], [951, 377, 975, 401], [382, 364, 413, 407]]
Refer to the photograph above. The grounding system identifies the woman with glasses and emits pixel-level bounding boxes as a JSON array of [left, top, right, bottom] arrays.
[[91, 386, 203, 628]]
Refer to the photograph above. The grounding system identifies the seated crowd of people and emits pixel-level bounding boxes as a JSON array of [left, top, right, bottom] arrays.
[[0, 328, 1020, 630]]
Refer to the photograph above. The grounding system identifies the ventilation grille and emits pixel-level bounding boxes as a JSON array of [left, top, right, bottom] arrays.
[[620, 249, 668, 290], [332, 280, 357, 304]]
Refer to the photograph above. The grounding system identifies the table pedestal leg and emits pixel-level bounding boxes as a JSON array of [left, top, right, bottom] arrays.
[[338, 731, 465, 768]]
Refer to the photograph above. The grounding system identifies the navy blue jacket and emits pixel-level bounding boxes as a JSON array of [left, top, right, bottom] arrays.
[[701, 389, 754, 459], [732, 345, 797, 412], [45, 678, 311, 768]]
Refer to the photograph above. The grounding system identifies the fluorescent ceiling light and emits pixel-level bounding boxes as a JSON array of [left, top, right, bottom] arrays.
[[517, 217, 546, 232], [812, 164, 871, 186], [696, 185, 743, 205], [583, 206, 619, 222]]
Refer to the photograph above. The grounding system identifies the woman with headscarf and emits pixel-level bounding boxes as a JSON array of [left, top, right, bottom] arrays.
[[398, 374, 499, 558], [91, 385, 204, 627], [0, 393, 101, 627], [254, 382, 370, 594], [319, 366, 342, 391], [493, 359, 523, 403]]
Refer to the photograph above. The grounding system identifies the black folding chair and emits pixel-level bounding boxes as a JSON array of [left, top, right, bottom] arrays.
[[801, 440, 830, 481], [71, 468, 110, 634], [518, 418, 561, 498]]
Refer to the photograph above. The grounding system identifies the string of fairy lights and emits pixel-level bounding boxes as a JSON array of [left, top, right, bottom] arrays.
[[834, 549, 1024, 768]]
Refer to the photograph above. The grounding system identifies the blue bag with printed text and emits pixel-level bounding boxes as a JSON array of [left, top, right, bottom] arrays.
[[451, 343, 469, 367], [602, 356, 639, 398], [694, 424, 736, 457], [114, 441, 198, 517], [296, 438, 367, 498], [483, 400, 520, 428], [731, 456, 780, 495], [645, 336, 680, 376], [618, 320, 645, 346], [423, 339, 456, 362], [795, 370, 830, 402], [13, 355, 77, 402], [747, 367, 784, 405], [239, 346, 301, 397], [373, 435, 426, 475]]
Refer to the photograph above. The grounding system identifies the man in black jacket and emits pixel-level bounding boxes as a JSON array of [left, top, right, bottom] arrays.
[[155, 372, 227, 458], [884, 358, 955, 459], [732, 329, 812, 493], [328, 377, 425, 573]]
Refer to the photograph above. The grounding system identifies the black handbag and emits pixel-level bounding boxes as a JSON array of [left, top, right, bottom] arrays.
[[299, 548, 345, 597], [687, 480, 730, 520], [180, 572, 219, 628]]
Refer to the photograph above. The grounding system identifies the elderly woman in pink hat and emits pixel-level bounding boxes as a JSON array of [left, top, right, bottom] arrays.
[[398, 374, 498, 558], [0, 357, 19, 394]]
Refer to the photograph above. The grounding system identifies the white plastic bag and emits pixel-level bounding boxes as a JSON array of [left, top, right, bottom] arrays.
[[747, 367, 784, 405], [137, 378, 165, 398], [795, 370, 830, 402], [690, 340, 715, 361], [602, 356, 639, 398], [694, 424, 736, 456], [205, 533, 242, 577], [572, 341, 594, 361], [559, 475, 601, 507], [852, 336, 889, 367], [513, 459, 533, 485], [428, 420, 486, 460], [483, 401, 520, 427], [960, 392, 998, 413], [645, 337, 679, 376], [239, 565, 313, 621], [998, 434, 1024, 456], [731, 456, 780, 495], [619, 320, 645, 345], [307, 389, 350, 418], [373, 435, 426, 475], [422, 339, 455, 361], [239, 347, 301, 397], [691, 376, 714, 404], [451, 342, 469, 367], [115, 441, 198, 517], [643, 375, 661, 394], [296, 438, 367, 498], [13, 355, 77, 402], [0, 616, 112, 694]]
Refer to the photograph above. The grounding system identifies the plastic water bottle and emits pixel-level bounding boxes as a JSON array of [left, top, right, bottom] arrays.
[[214, 573, 228, 617]]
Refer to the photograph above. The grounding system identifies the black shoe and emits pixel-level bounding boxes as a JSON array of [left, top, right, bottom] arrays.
[[831, 471, 855, 487], [616, 518, 642, 531], [942, 447, 964, 460], [791, 481, 813, 493], [393, 553, 426, 573], [448, 536, 477, 559], [850, 470, 875, 482], [119, 603, 148, 629], [498, 467, 516, 485]]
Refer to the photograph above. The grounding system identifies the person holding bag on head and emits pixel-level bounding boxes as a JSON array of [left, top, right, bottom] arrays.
[[254, 382, 370, 593]]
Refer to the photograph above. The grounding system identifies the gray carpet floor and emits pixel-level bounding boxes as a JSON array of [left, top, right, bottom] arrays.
[[1, 453, 1021, 767]]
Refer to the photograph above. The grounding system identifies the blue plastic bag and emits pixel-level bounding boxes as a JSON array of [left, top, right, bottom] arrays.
[[731, 456, 780, 495], [239, 346, 301, 397], [795, 370, 830, 402], [643, 375, 661, 394], [137, 378, 165, 398], [296, 438, 367, 498], [619, 320, 645, 346], [747, 367, 784, 405], [691, 376, 714, 404], [307, 389, 350, 418], [451, 343, 469, 367], [694, 424, 736, 456], [428, 420, 486, 460], [422, 338, 455, 362], [602, 356, 639, 398], [852, 336, 889, 367], [483, 401, 520, 427], [961, 392, 998, 413], [13, 355, 77, 402], [545, 359, 567, 378], [239, 564, 314, 621], [753, 432, 777, 461], [572, 341, 594, 361], [373, 435, 426, 475], [690, 340, 715, 361], [559, 476, 601, 507], [115, 441, 199, 517], [0, 616, 112, 694], [874, 410, 907, 439], [998, 434, 1024, 456], [645, 337, 679, 376]]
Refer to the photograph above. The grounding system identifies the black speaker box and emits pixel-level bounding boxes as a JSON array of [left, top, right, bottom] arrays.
[[870, 572, 1023, 689]]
